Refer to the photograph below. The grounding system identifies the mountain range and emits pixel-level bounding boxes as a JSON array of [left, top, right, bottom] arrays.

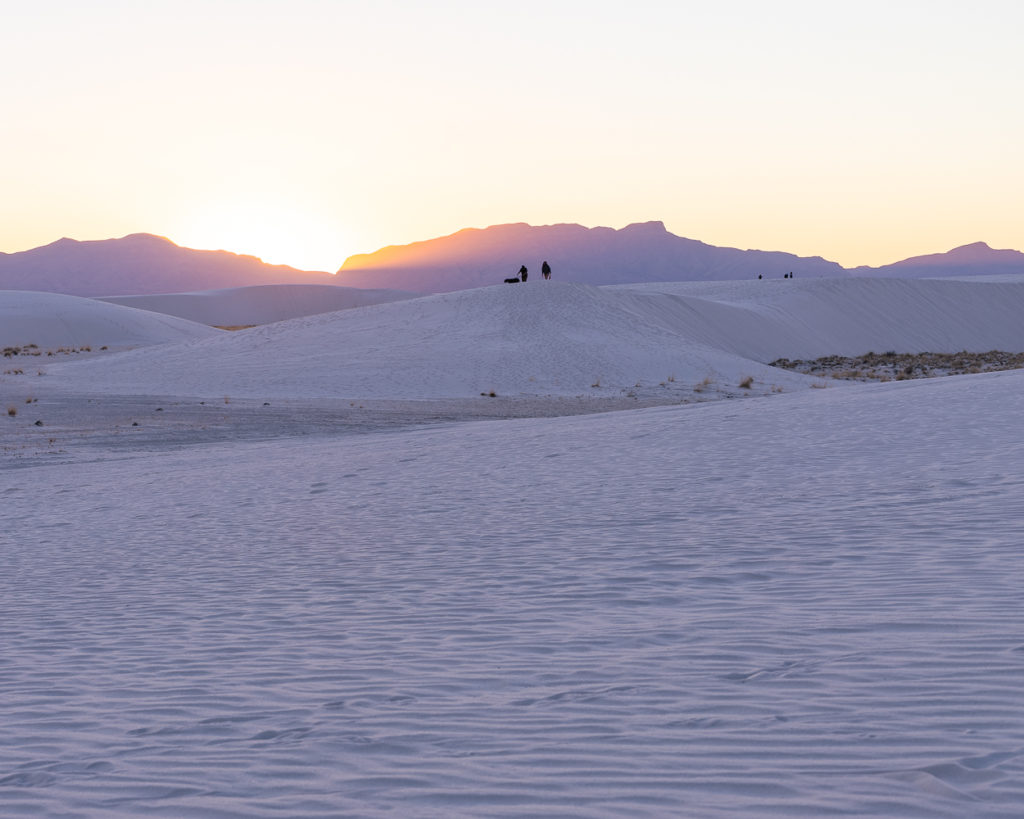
[[0, 233, 335, 296], [337, 221, 846, 291], [1, 223, 1022, 296]]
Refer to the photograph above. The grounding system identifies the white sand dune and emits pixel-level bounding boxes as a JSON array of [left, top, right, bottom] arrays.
[[4, 365, 1024, 817], [37, 277, 1024, 401], [614, 276, 1024, 359], [98, 283, 419, 327], [0, 290, 222, 349]]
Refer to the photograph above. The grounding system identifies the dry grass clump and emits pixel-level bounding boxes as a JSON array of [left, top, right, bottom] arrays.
[[3, 344, 40, 358], [6, 406, 16, 417], [771, 350, 1024, 382], [694, 376, 714, 393], [738, 375, 754, 389]]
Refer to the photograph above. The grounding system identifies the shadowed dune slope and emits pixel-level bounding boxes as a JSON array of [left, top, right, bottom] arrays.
[[0, 290, 222, 348], [98, 284, 420, 327]]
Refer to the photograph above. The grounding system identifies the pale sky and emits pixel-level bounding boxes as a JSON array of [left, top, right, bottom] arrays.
[[2, 0, 1022, 271]]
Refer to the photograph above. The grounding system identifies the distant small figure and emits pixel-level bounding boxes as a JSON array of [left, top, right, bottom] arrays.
[[757, 274, 762, 280], [519, 265, 528, 282], [542, 260, 551, 280]]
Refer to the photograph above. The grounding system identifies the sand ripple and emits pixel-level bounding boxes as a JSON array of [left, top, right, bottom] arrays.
[[3, 374, 1024, 817]]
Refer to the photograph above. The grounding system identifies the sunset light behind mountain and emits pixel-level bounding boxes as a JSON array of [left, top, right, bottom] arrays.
[[3, 1, 1022, 273]]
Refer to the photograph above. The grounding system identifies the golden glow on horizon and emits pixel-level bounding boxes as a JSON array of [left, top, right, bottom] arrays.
[[1, 1, 1022, 271], [177, 199, 345, 273]]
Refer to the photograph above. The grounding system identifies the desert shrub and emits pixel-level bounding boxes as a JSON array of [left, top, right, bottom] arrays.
[[739, 376, 754, 389], [6, 406, 15, 417]]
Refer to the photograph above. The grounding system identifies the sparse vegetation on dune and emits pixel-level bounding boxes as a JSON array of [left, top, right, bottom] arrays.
[[4, 344, 105, 358], [771, 350, 1024, 382], [3, 344, 39, 357]]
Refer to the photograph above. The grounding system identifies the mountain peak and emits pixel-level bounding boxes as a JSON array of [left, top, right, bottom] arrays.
[[120, 233, 176, 245], [622, 220, 668, 233], [946, 241, 995, 259]]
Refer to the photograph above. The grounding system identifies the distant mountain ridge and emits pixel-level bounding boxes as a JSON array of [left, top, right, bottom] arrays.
[[337, 221, 847, 292], [2, 226, 1022, 297], [0, 233, 336, 296], [338, 222, 1024, 292], [851, 241, 1024, 278]]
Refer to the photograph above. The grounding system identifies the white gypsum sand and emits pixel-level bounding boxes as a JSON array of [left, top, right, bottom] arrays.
[[2, 276, 1024, 817]]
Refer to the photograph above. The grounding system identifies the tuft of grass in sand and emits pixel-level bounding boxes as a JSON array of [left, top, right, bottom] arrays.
[[6, 406, 16, 417], [738, 376, 754, 389], [694, 376, 713, 393]]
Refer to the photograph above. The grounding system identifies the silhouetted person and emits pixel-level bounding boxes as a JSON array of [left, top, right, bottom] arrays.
[[542, 261, 551, 280], [757, 274, 762, 280], [519, 265, 528, 282]]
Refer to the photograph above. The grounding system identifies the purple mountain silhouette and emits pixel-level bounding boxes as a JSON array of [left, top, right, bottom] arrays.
[[0, 234, 336, 296], [851, 242, 1024, 278], [336, 221, 847, 292], [3, 227, 1022, 297]]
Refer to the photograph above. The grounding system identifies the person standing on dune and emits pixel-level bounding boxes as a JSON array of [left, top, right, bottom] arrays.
[[542, 261, 551, 280], [519, 265, 528, 282]]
